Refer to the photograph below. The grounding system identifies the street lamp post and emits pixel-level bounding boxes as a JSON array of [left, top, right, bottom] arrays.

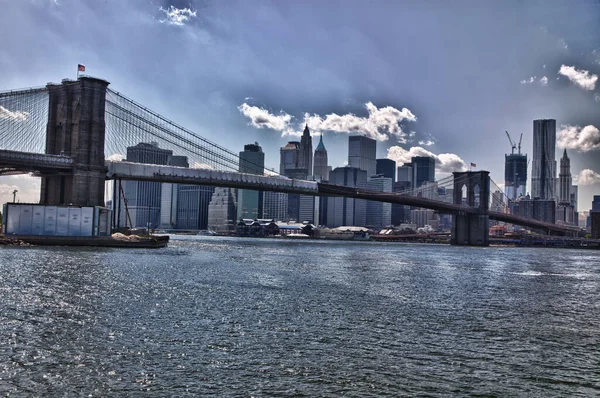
[[12, 190, 17, 203]]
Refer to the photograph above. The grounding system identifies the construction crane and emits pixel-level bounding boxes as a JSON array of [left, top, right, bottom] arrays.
[[505, 130, 516, 154], [517, 133, 523, 155]]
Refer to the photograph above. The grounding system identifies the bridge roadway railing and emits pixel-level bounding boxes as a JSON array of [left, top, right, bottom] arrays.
[[0, 149, 73, 171], [106, 161, 319, 195], [489, 211, 573, 234]]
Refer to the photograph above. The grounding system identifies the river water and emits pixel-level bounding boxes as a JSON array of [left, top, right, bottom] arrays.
[[0, 236, 598, 396]]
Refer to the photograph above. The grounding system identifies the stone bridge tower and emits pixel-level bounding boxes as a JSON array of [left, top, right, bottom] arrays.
[[451, 171, 490, 246], [40, 77, 109, 206]]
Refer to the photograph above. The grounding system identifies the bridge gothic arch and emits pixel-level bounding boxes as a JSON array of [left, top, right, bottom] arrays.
[[451, 171, 490, 246]]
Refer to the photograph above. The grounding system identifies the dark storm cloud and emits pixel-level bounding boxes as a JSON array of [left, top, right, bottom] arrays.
[[2, 0, 600, 208]]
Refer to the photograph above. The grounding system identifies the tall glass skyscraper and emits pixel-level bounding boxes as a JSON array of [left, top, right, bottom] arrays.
[[348, 136, 377, 177], [237, 142, 265, 219], [531, 119, 556, 200], [411, 156, 435, 189]]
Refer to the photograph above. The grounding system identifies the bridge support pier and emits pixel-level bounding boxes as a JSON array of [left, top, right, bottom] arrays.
[[39, 77, 109, 207], [451, 171, 490, 246]]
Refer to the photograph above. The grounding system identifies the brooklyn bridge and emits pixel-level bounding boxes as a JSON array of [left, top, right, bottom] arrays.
[[0, 76, 574, 245]]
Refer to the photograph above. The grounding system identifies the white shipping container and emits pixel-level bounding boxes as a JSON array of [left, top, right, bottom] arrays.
[[6, 204, 21, 235], [18, 205, 34, 235], [44, 206, 57, 235], [56, 207, 69, 235], [81, 207, 94, 236], [31, 206, 45, 235], [68, 208, 82, 236]]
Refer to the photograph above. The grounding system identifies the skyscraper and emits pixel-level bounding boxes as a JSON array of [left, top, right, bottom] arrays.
[[532, 119, 557, 200], [298, 125, 313, 178], [207, 187, 237, 232], [397, 164, 413, 186], [504, 152, 527, 201], [558, 149, 571, 205], [327, 167, 367, 227], [122, 142, 172, 228], [366, 175, 392, 228], [159, 155, 190, 229], [313, 134, 330, 181], [237, 143, 265, 219], [280, 141, 300, 175], [348, 136, 376, 177], [376, 158, 396, 181], [411, 156, 435, 189], [175, 185, 215, 229]]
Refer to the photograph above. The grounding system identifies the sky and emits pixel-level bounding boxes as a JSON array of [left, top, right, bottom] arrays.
[[1, 0, 600, 210]]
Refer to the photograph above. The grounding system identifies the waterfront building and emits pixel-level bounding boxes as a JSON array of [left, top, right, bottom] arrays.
[[298, 125, 313, 178], [237, 143, 265, 219], [122, 142, 171, 229], [511, 197, 556, 224], [327, 167, 367, 227], [175, 185, 215, 230], [376, 159, 396, 181], [411, 156, 435, 189], [313, 134, 330, 181], [366, 175, 392, 229], [159, 155, 190, 229], [590, 195, 600, 239], [531, 119, 557, 200], [348, 136, 377, 177], [410, 208, 438, 228], [207, 187, 237, 232], [263, 191, 288, 222]]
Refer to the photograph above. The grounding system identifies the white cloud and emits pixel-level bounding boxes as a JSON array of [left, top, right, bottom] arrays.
[[520, 76, 548, 86], [106, 153, 124, 161], [0, 106, 28, 121], [557, 124, 600, 152], [305, 102, 417, 142], [159, 5, 197, 26], [0, 174, 40, 205], [520, 76, 536, 84], [238, 103, 292, 131], [240, 102, 417, 142], [594, 93, 600, 103], [418, 139, 435, 146], [575, 169, 600, 185], [386, 146, 467, 174], [558, 65, 598, 90]]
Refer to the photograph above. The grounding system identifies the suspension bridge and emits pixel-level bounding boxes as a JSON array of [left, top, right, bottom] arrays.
[[0, 76, 574, 245]]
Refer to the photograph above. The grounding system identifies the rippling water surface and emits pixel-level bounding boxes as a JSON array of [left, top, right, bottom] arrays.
[[1, 237, 599, 396]]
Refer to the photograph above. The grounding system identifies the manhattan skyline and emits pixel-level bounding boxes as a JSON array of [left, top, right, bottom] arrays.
[[1, 0, 600, 210]]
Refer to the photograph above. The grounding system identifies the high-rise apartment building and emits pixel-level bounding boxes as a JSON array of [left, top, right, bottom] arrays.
[[376, 159, 396, 181], [348, 136, 377, 177], [327, 167, 367, 227], [280, 141, 300, 175], [313, 134, 330, 181], [237, 143, 265, 219], [366, 176, 392, 229], [532, 119, 557, 200]]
